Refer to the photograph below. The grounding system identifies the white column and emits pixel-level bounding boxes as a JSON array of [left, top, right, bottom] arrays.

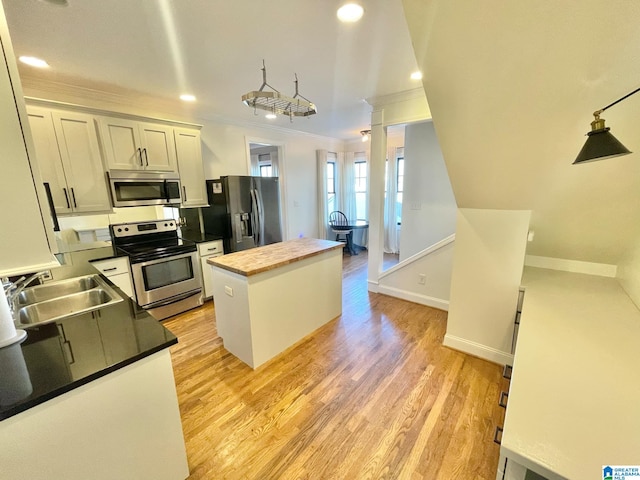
[[367, 109, 387, 292]]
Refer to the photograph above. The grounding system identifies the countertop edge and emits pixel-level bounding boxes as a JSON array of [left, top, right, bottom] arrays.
[[0, 337, 177, 421]]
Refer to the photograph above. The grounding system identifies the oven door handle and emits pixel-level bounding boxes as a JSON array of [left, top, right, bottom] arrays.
[[142, 289, 202, 310]]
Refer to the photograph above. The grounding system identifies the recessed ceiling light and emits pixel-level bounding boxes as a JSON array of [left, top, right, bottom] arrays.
[[179, 94, 196, 102], [19, 56, 49, 68], [337, 3, 364, 23], [265, 113, 277, 120], [410, 71, 423, 80]]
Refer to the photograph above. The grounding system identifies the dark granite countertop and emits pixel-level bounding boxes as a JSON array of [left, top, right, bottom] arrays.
[[178, 230, 224, 244], [0, 286, 177, 421]]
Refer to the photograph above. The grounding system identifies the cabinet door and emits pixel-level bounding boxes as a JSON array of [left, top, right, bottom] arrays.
[[0, 19, 56, 276], [59, 312, 107, 379], [200, 252, 222, 299], [27, 107, 73, 214], [97, 116, 143, 170], [52, 111, 111, 213], [139, 122, 177, 172], [175, 127, 207, 206]]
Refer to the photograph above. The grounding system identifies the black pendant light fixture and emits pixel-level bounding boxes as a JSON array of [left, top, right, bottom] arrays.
[[573, 87, 640, 164]]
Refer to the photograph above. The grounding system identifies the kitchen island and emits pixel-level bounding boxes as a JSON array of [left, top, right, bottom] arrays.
[[208, 237, 344, 369], [0, 286, 188, 480]]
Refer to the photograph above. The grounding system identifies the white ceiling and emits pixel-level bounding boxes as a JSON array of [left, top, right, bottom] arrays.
[[4, 0, 422, 140]]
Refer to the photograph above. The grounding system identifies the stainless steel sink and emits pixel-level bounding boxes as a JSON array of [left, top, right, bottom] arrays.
[[15, 274, 123, 328], [16, 275, 100, 307]]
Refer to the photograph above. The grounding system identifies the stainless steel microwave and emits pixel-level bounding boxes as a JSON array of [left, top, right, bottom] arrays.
[[108, 170, 182, 207]]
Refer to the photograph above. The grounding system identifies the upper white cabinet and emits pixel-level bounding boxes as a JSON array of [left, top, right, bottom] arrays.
[[0, 8, 58, 277], [27, 106, 111, 215], [174, 127, 207, 207], [97, 116, 177, 172]]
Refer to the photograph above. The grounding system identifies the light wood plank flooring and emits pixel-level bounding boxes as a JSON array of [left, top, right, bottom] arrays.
[[164, 252, 506, 480]]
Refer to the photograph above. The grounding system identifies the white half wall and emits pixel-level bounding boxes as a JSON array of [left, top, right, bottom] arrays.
[[378, 235, 454, 311], [399, 121, 456, 262], [444, 208, 531, 365]]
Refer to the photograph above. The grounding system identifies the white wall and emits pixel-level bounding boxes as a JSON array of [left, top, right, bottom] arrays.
[[444, 208, 531, 365], [378, 236, 454, 311], [399, 121, 456, 261]]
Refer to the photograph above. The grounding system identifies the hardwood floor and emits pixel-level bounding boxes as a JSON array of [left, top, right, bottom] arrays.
[[163, 252, 505, 480]]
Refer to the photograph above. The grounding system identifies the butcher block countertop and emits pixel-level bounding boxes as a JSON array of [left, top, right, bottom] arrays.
[[207, 238, 343, 276]]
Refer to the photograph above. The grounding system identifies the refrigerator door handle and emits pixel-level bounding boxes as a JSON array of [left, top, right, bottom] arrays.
[[255, 187, 265, 246], [250, 188, 260, 246]]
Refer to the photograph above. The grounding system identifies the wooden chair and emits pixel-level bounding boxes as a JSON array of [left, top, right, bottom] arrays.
[[329, 211, 352, 248]]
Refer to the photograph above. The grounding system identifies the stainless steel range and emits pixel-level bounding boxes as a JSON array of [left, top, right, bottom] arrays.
[[110, 219, 203, 320]]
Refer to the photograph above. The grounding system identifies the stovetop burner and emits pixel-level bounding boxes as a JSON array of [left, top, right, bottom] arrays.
[[110, 219, 197, 263]]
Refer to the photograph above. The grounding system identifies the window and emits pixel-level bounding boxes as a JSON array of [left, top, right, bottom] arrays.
[[258, 153, 272, 177], [354, 160, 367, 219], [259, 164, 272, 177], [327, 155, 336, 213]]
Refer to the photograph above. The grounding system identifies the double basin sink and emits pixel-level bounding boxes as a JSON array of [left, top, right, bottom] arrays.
[[15, 274, 123, 328]]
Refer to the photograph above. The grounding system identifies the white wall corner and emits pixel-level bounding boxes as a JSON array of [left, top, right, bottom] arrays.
[[367, 280, 380, 293], [525, 255, 617, 278], [443, 334, 514, 366]]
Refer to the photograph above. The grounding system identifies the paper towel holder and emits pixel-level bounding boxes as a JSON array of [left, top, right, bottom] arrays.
[[0, 329, 27, 349]]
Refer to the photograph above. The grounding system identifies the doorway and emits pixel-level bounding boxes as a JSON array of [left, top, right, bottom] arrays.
[[245, 138, 288, 240]]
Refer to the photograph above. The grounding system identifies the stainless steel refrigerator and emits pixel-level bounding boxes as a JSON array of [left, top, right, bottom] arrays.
[[202, 176, 282, 253]]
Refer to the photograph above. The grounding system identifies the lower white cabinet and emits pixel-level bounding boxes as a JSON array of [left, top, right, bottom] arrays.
[[91, 257, 134, 299], [198, 240, 223, 299]]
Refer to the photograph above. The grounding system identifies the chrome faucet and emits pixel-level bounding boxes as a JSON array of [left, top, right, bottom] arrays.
[[3, 271, 48, 316]]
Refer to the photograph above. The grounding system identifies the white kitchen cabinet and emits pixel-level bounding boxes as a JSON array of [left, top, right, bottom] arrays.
[[198, 240, 223, 299], [92, 257, 135, 299], [0, 8, 58, 277], [174, 127, 207, 207], [27, 106, 111, 215], [98, 116, 177, 172]]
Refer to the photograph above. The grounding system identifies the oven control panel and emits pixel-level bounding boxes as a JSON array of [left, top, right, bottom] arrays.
[[111, 220, 177, 238]]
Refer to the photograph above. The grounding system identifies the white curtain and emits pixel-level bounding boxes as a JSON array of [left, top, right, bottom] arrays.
[[249, 153, 260, 175], [270, 150, 279, 177], [342, 152, 357, 222], [316, 150, 329, 239], [384, 146, 400, 253]]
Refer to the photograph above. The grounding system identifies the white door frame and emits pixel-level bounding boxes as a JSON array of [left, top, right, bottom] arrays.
[[244, 136, 288, 241]]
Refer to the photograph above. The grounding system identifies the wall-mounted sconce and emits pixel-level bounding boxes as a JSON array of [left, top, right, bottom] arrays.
[[574, 86, 640, 164], [361, 130, 371, 142]]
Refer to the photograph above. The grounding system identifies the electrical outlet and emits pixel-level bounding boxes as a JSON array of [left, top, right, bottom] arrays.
[[418, 274, 426, 285], [224, 286, 233, 297], [42, 270, 52, 282]]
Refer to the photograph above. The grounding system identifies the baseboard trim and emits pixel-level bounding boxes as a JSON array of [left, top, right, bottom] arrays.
[[377, 285, 449, 311], [443, 334, 513, 365], [367, 280, 379, 293]]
